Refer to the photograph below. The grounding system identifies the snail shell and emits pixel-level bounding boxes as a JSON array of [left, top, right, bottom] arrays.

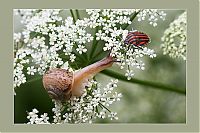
[[43, 68, 74, 101], [43, 55, 114, 101]]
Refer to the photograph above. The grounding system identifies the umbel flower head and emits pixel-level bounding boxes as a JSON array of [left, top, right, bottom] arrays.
[[27, 79, 121, 124], [13, 9, 165, 88], [161, 12, 186, 60], [14, 9, 166, 123]]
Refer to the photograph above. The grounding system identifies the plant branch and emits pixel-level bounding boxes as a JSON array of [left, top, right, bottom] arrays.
[[101, 69, 186, 95]]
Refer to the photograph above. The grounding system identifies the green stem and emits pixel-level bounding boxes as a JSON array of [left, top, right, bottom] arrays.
[[74, 10, 89, 63], [16, 69, 186, 96], [75, 9, 80, 20], [70, 9, 76, 23], [91, 50, 107, 63], [98, 102, 111, 113], [89, 27, 99, 60], [122, 11, 140, 30], [72, 51, 87, 62], [70, 9, 88, 64], [101, 69, 186, 95], [60, 51, 87, 64]]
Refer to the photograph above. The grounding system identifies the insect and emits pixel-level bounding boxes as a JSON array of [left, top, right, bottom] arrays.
[[124, 31, 151, 47], [43, 56, 114, 101]]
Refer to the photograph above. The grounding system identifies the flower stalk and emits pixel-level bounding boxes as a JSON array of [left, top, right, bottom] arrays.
[[101, 69, 186, 95]]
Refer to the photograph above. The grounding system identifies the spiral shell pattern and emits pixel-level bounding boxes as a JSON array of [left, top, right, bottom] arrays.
[[43, 68, 73, 101]]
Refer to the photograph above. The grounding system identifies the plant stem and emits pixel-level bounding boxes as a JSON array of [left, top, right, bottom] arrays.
[[89, 27, 99, 60], [18, 69, 185, 95], [92, 48, 107, 60], [98, 102, 111, 113], [75, 9, 80, 20], [70, 9, 88, 64], [101, 69, 186, 95], [59, 51, 87, 63], [122, 11, 140, 30], [70, 9, 76, 23]]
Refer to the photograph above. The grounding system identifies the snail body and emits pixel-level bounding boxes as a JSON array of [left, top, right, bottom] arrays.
[[43, 56, 114, 101]]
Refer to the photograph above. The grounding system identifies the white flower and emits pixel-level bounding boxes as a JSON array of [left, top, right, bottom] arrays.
[[143, 47, 156, 58], [137, 9, 166, 26], [39, 113, 50, 123], [76, 45, 87, 54], [108, 112, 118, 120], [27, 66, 36, 75], [27, 108, 38, 124], [14, 62, 26, 87], [52, 100, 62, 123], [14, 33, 22, 42], [97, 17, 106, 26], [125, 69, 134, 80], [103, 42, 113, 51], [113, 92, 122, 101], [122, 30, 129, 40], [27, 109, 50, 124], [61, 61, 69, 70], [69, 54, 76, 62], [96, 30, 106, 40], [98, 110, 106, 119]]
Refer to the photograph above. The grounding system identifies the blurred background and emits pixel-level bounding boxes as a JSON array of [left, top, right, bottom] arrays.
[[14, 10, 186, 123]]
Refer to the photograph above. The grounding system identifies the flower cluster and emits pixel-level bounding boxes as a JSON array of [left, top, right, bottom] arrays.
[[137, 9, 166, 27], [161, 12, 186, 60], [14, 9, 37, 24], [14, 9, 165, 87], [85, 9, 160, 80], [14, 9, 93, 87], [27, 108, 50, 124], [27, 79, 121, 124]]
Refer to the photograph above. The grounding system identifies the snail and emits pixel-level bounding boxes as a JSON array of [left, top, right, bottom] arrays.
[[43, 55, 114, 101]]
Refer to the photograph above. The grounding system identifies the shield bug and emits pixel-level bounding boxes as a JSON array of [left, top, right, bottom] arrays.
[[124, 31, 151, 47]]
